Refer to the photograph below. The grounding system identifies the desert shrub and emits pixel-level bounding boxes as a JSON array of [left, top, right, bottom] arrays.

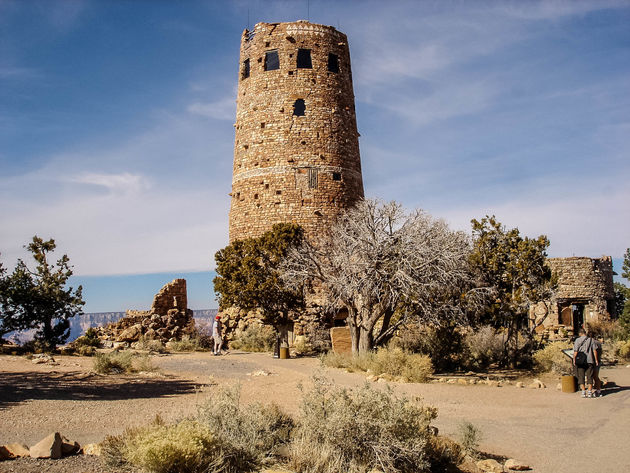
[[74, 328, 101, 348], [371, 348, 433, 382], [122, 420, 220, 473], [588, 320, 627, 342], [229, 324, 276, 352], [134, 336, 167, 353], [196, 384, 293, 470], [532, 341, 573, 374], [76, 345, 97, 357], [289, 375, 441, 473], [93, 351, 157, 374], [321, 348, 433, 382], [426, 435, 465, 472], [463, 326, 505, 370], [613, 339, 630, 361], [391, 324, 466, 372], [167, 338, 204, 352], [457, 421, 482, 458]]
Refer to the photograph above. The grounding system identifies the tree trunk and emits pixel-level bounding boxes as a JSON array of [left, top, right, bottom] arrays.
[[358, 327, 373, 354], [349, 321, 360, 354]]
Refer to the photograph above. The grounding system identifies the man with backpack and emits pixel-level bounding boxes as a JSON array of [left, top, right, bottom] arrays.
[[572, 327, 598, 398]]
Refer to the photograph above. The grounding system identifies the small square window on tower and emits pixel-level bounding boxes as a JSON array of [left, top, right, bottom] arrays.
[[332, 172, 342, 181], [265, 50, 280, 71], [297, 48, 312, 68], [242, 58, 250, 79], [327, 53, 339, 73]]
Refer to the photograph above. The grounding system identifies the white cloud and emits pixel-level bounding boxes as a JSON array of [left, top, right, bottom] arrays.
[[496, 0, 630, 20], [187, 97, 236, 121], [69, 172, 151, 193]]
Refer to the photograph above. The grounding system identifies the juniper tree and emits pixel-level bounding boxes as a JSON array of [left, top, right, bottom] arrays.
[[213, 224, 305, 345], [0, 236, 84, 349]]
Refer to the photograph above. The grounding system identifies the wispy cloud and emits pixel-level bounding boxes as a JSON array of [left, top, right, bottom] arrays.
[[69, 172, 151, 194], [187, 97, 236, 121], [496, 0, 630, 20]]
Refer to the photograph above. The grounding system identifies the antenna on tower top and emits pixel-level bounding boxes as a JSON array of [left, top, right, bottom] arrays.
[[307, 0, 310, 21], [247, 8, 250, 31]]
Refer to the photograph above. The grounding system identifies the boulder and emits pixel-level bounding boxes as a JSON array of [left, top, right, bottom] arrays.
[[504, 458, 531, 470], [476, 459, 503, 473], [528, 379, 545, 389], [29, 432, 62, 459], [0, 446, 11, 461], [117, 324, 143, 342], [516, 381, 525, 388], [61, 436, 81, 455], [81, 443, 102, 456], [4, 443, 30, 458]]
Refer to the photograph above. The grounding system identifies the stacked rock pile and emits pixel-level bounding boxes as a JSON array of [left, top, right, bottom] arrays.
[[0, 432, 99, 461], [95, 279, 196, 347]]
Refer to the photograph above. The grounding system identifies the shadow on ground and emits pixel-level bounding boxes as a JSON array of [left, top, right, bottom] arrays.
[[0, 370, 201, 409]]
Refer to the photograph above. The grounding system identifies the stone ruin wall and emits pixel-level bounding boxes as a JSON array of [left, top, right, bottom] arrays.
[[96, 278, 195, 346], [532, 256, 614, 334], [228, 20, 364, 243]]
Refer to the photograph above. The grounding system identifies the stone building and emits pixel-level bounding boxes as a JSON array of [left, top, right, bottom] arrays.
[[228, 20, 364, 242], [531, 256, 614, 335]]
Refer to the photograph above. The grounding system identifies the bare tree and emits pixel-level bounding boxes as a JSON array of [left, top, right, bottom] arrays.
[[281, 199, 475, 354]]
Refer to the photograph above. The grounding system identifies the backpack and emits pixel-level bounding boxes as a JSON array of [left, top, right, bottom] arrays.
[[575, 337, 589, 367]]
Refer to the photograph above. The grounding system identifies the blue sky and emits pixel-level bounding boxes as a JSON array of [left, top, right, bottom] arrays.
[[1, 0, 629, 312]]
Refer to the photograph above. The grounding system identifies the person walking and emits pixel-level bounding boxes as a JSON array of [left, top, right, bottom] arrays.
[[213, 314, 223, 356], [572, 327, 595, 398]]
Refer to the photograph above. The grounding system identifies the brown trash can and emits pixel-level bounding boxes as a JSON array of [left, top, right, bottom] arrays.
[[561, 375, 577, 393], [279, 347, 290, 359]]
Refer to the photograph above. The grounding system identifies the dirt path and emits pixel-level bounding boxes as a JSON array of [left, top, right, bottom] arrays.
[[1, 352, 629, 473]]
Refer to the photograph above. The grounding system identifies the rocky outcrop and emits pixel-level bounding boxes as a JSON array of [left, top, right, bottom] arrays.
[[1, 434, 83, 462], [96, 279, 196, 346]]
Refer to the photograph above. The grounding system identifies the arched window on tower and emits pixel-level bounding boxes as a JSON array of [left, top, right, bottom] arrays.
[[293, 99, 305, 116]]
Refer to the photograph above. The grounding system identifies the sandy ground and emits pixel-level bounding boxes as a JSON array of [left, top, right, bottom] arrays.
[[1, 351, 629, 473]]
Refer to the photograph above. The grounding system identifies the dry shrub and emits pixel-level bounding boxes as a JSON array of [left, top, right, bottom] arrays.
[[134, 337, 167, 353], [75, 345, 97, 357], [166, 338, 205, 352], [321, 348, 433, 383], [587, 320, 626, 341], [426, 435, 465, 472], [532, 341, 573, 374], [613, 339, 630, 360], [122, 420, 219, 473], [73, 328, 101, 348], [93, 351, 157, 374], [391, 325, 466, 372], [196, 384, 293, 470], [463, 326, 505, 370], [229, 324, 276, 352], [371, 348, 433, 382], [457, 421, 482, 458], [289, 375, 443, 473]]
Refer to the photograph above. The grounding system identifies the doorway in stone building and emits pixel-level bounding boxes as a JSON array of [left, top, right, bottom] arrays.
[[559, 302, 585, 335]]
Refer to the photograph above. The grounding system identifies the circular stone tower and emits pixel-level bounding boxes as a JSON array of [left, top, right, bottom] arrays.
[[229, 20, 364, 242]]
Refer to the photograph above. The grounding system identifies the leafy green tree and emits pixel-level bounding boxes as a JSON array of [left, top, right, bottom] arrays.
[[617, 248, 630, 335], [213, 224, 305, 345], [0, 237, 84, 349], [469, 216, 555, 366]]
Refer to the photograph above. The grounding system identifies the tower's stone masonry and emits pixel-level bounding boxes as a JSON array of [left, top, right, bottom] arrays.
[[229, 20, 364, 242], [531, 256, 614, 336]]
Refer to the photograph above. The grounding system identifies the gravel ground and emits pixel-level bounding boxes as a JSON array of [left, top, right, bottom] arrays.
[[1, 352, 629, 473]]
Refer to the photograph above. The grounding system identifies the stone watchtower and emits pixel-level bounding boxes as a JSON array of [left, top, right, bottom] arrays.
[[229, 20, 364, 242]]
